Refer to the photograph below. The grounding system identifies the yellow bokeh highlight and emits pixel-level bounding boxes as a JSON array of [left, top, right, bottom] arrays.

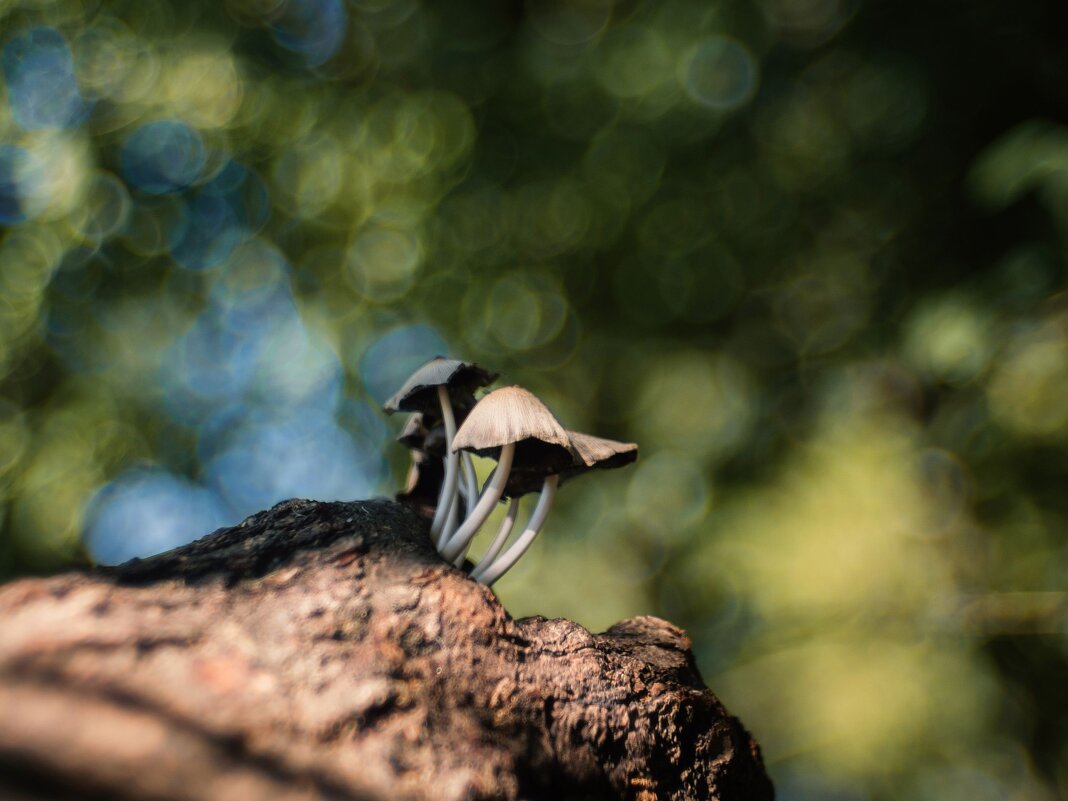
[[272, 132, 345, 218], [634, 350, 754, 462], [345, 223, 423, 303], [495, 524, 653, 633], [595, 24, 673, 100], [706, 413, 956, 620], [718, 635, 992, 777], [987, 312, 1068, 437], [702, 408, 992, 778], [161, 44, 243, 128], [904, 295, 992, 384]]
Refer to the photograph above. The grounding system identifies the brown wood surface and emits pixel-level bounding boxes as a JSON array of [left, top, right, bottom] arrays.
[[0, 498, 773, 801]]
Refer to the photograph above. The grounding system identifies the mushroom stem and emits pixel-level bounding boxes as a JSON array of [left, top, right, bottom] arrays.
[[430, 385, 460, 547], [441, 460, 471, 545], [443, 488, 460, 542], [471, 474, 559, 586], [440, 442, 514, 562], [469, 497, 520, 573], [460, 451, 479, 519], [450, 467, 493, 567]]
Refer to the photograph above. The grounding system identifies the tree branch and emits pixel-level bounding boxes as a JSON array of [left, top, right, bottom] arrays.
[[0, 498, 773, 801]]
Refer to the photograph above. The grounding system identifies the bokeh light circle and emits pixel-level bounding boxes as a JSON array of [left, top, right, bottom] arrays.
[[171, 161, 270, 270], [478, 272, 569, 351], [0, 144, 46, 224], [72, 171, 131, 243], [204, 412, 378, 519], [679, 36, 759, 112], [121, 195, 189, 256], [2, 27, 88, 130], [345, 225, 422, 302], [358, 324, 450, 403], [84, 468, 231, 564], [121, 119, 206, 194], [625, 451, 710, 537], [595, 24, 672, 100], [271, 0, 348, 67]]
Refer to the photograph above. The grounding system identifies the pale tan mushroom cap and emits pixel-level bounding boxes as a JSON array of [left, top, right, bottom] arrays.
[[451, 386, 572, 453], [567, 430, 638, 467]]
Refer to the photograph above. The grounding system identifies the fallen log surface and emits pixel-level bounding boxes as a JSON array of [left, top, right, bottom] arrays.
[[0, 498, 774, 801]]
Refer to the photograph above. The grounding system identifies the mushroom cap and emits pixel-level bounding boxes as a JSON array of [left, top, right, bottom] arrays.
[[451, 386, 577, 496], [396, 451, 445, 520], [505, 430, 639, 496], [566, 430, 638, 470], [396, 413, 428, 450], [452, 385, 572, 454], [395, 414, 448, 456], [383, 357, 497, 415]]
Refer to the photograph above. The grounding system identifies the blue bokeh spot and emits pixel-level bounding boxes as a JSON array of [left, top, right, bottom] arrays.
[[84, 468, 231, 564], [171, 161, 270, 270], [2, 27, 88, 130], [121, 120, 206, 195], [359, 324, 451, 404], [271, 0, 348, 68], [0, 144, 43, 224], [204, 410, 381, 520]]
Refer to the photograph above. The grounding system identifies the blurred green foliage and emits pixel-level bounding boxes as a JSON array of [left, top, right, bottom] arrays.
[[1, 0, 1067, 798]]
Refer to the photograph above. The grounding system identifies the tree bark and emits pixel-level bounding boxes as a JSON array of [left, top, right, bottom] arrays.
[[0, 498, 773, 801]]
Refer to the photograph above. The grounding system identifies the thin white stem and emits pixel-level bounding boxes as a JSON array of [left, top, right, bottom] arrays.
[[430, 385, 459, 547], [460, 451, 478, 519], [449, 464, 486, 566], [469, 497, 520, 574], [441, 458, 470, 545], [452, 465, 502, 565], [441, 442, 514, 562], [471, 474, 558, 586], [443, 488, 460, 543], [451, 529, 475, 566]]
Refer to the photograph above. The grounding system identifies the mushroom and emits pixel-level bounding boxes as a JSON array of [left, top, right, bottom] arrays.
[[440, 386, 574, 564], [383, 358, 497, 546], [469, 430, 637, 586], [398, 414, 479, 513], [396, 412, 432, 451], [467, 496, 520, 568], [562, 430, 638, 472], [395, 449, 444, 520], [393, 413, 446, 520]]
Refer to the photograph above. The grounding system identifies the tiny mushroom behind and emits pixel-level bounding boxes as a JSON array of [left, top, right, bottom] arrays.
[[383, 358, 497, 546], [394, 413, 446, 520], [396, 449, 444, 521]]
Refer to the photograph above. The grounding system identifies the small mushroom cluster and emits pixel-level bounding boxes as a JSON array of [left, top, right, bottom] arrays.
[[382, 357, 637, 586]]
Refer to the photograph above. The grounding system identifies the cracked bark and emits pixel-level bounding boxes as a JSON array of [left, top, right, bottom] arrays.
[[0, 498, 774, 801]]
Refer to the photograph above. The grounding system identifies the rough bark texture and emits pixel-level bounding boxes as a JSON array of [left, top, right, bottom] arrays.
[[0, 498, 773, 801]]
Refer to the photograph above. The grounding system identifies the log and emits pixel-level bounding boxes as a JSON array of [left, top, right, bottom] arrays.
[[0, 498, 773, 801]]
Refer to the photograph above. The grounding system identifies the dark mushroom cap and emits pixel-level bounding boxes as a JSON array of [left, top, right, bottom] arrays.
[[452, 386, 577, 497], [383, 357, 498, 415], [395, 414, 448, 457], [504, 430, 639, 496], [396, 450, 445, 519], [396, 413, 428, 450]]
